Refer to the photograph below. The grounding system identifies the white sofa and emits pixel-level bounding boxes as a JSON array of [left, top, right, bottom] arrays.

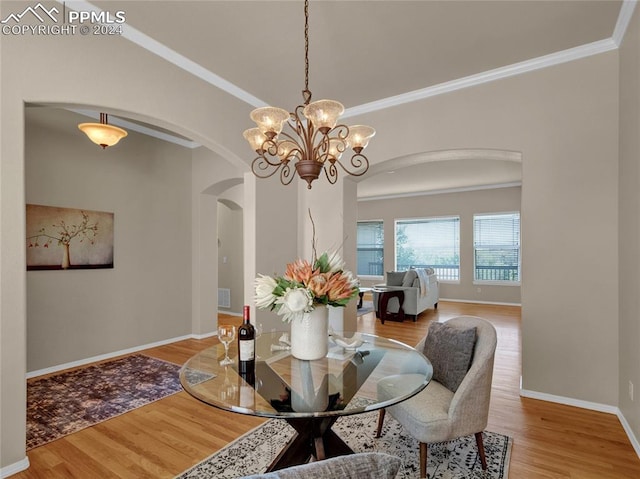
[[373, 269, 439, 321]]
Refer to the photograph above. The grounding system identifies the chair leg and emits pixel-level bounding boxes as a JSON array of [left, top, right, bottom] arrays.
[[375, 409, 386, 438], [419, 442, 428, 478], [475, 432, 487, 470]]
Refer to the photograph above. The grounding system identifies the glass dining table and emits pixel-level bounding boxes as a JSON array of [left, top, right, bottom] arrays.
[[180, 330, 432, 472]]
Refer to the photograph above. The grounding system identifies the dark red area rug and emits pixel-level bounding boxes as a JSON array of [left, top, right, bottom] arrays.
[[27, 354, 183, 450]]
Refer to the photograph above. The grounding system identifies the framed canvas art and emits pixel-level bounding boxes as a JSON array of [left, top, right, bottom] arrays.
[[26, 204, 114, 270]]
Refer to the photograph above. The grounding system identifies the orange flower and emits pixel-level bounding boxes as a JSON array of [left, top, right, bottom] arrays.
[[308, 272, 331, 297], [325, 273, 355, 302], [284, 259, 315, 285]]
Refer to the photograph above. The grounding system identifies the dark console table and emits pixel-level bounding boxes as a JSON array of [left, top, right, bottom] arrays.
[[374, 287, 405, 324]]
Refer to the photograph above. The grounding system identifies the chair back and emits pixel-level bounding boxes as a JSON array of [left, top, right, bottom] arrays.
[[444, 316, 497, 436]]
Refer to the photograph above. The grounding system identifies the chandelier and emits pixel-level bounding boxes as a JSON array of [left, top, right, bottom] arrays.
[[78, 113, 128, 149], [243, 0, 375, 189]]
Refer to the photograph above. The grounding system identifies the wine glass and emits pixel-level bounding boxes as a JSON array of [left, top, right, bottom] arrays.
[[218, 324, 236, 366]]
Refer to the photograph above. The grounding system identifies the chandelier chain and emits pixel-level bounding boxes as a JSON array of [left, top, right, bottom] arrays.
[[302, 0, 311, 104]]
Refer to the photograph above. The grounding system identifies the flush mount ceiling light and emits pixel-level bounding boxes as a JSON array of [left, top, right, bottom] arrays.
[[78, 113, 128, 149], [243, 0, 375, 189]]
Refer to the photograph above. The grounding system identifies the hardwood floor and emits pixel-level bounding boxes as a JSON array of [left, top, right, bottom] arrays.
[[14, 302, 640, 478]]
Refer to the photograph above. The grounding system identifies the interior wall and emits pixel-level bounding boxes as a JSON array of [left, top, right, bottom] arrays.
[[357, 51, 619, 407], [618, 6, 640, 446], [357, 186, 521, 305], [25, 108, 192, 372], [190, 148, 245, 336], [1, 25, 252, 469], [217, 200, 244, 315], [244, 173, 299, 334], [298, 178, 359, 332]]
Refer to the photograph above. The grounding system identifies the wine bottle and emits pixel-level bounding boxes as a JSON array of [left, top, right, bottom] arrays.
[[238, 305, 256, 377]]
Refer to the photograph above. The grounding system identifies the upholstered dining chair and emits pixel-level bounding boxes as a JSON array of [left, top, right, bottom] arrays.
[[375, 316, 497, 479]]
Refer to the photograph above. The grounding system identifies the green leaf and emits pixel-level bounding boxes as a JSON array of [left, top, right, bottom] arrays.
[[315, 252, 331, 273]]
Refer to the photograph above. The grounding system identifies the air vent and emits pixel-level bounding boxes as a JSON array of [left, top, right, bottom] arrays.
[[218, 288, 231, 308]]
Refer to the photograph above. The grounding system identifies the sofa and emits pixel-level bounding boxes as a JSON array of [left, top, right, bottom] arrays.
[[240, 452, 401, 478], [373, 268, 439, 321]]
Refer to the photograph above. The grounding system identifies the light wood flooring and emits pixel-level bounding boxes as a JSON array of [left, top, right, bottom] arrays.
[[14, 302, 640, 478]]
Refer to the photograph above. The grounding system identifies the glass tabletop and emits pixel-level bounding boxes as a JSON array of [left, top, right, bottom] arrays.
[[180, 331, 432, 419]]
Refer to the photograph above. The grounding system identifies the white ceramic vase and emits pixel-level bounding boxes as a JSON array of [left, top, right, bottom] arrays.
[[290, 304, 329, 360]]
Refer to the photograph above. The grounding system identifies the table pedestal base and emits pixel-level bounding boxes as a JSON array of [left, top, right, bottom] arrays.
[[265, 416, 353, 471]]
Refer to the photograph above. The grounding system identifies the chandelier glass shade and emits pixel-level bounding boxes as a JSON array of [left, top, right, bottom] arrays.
[[244, 0, 375, 189], [78, 113, 128, 149]]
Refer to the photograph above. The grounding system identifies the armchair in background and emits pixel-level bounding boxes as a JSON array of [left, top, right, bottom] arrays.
[[373, 268, 439, 321]]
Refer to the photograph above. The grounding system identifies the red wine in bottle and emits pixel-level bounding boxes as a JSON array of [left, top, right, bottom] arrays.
[[238, 305, 256, 378]]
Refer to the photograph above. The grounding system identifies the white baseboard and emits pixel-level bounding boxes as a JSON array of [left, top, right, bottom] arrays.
[[520, 388, 640, 459], [191, 330, 217, 340], [618, 409, 640, 459], [27, 313, 245, 377], [27, 333, 195, 379], [520, 388, 619, 414], [26, 320, 240, 377], [1, 457, 29, 478], [440, 298, 521, 307]]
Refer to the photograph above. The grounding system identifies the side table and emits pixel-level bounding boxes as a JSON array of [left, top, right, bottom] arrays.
[[374, 287, 405, 324]]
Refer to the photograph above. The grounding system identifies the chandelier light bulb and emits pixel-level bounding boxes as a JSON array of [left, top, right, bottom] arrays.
[[302, 100, 344, 134], [347, 125, 376, 153], [277, 140, 299, 161], [327, 138, 347, 161], [243, 128, 268, 153], [250, 107, 290, 139]]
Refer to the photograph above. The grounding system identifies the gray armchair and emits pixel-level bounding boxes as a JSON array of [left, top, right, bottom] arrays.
[[240, 452, 401, 478], [373, 269, 439, 321], [375, 316, 497, 478]]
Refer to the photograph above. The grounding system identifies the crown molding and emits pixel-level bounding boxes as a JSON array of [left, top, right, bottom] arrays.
[[358, 181, 522, 202], [58, 0, 267, 109], [343, 39, 618, 118], [613, 0, 638, 47], [63, 1, 632, 135]]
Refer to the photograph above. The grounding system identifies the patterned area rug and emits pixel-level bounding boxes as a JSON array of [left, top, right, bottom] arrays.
[[176, 404, 512, 479], [27, 354, 184, 450]]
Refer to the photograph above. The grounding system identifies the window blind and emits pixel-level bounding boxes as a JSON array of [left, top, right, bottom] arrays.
[[357, 221, 384, 276], [395, 217, 460, 280], [473, 212, 520, 282]]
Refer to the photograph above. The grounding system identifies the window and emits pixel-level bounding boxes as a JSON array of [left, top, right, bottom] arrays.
[[473, 212, 520, 283], [395, 217, 460, 281], [357, 221, 384, 276]]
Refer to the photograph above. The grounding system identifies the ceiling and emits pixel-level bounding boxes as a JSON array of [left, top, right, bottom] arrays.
[[64, 1, 628, 199]]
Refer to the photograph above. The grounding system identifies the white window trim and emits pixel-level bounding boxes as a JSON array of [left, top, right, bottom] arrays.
[[473, 280, 521, 286], [473, 211, 521, 284]]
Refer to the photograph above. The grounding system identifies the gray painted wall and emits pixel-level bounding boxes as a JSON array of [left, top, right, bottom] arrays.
[[618, 6, 640, 447], [217, 201, 244, 314], [25, 108, 192, 372]]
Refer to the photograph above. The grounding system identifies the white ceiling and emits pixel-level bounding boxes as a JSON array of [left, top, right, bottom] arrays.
[[59, 1, 630, 199]]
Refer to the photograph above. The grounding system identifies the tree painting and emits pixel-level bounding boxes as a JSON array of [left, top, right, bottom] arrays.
[[26, 205, 114, 270]]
